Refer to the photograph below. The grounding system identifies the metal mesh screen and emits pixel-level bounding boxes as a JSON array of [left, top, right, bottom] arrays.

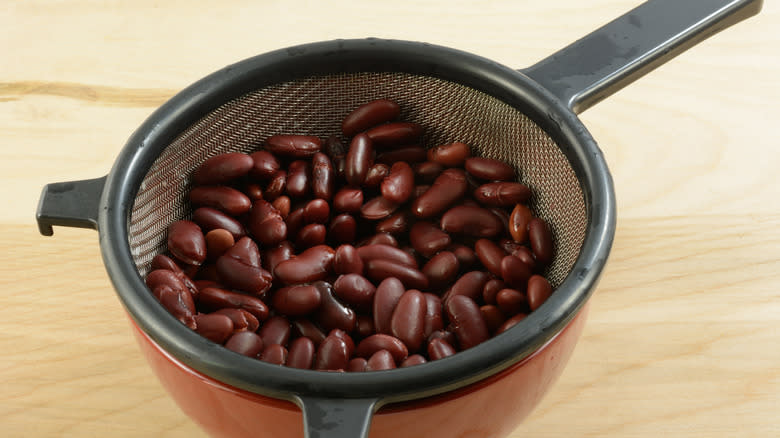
[[128, 72, 587, 287]]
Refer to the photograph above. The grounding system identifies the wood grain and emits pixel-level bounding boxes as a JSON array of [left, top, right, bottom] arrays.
[[2, 1, 778, 437]]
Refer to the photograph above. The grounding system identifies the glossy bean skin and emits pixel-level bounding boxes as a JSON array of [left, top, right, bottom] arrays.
[[411, 169, 468, 218], [193, 153, 254, 185], [286, 160, 310, 198], [274, 245, 335, 285], [271, 196, 291, 219], [194, 313, 235, 343], [427, 142, 471, 167], [292, 319, 327, 347], [360, 195, 399, 220], [260, 344, 288, 365], [216, 237, 273, 296], [333, 274, 376, 309], [375, 146, 427, 165], [332, 188, 363, 213], [198, 287, 269, 321], [409, 221, 451, 258], [357, 244, 418, 268], [360, 233, 399, 248], [440, 205, 504, 238], [192, 207, 246, 240], [302, 199, 330, 224], [464, 157, 516, 181], [528, 217, 554, 265], [328, 329, 355, 357], [224, 331, 264, 357], [333, 244, 364, 275], [446, 295, 490, 350], [248, 200, 287, 246], [482, 278, 505, 305], [413, 161, 444, 183], [341, 99, 401, 137], [355, 334, 409, 363], [190, 186, 252, 216], [366, 349, 397, 371], [167, 220, 207, 266], [380, 162, 414, 204], [264, 170, 287, 200], [355, 315, 375, 339], [313, 281, 357, 333], [373, 277, 405, 335], [391, 289, 427, 352], [243, 183, 264, 202], [422, 251, 459, 290], [205, 229, 234, 260], [264, 135, 322, 158], [145, 268, 189, 295], [258, 315, 292, 347], [365, 259, 428, 290], [153, 285, 197, 329], [509, 204, 534, 244], [496, 313, 528, 334], [365, 122, 423, 147], [364, 163, 390, 188], [296, 223, 327, 248], [375, 211, 409, 235], [262, 241, 294, 275], [527, 275, 553, 311], [427, 329, 458, 348], [427, 338, 457, 361], [250, 150, 281, 179], [422, 293, 444, 338], [347, 357, 368, 372], [345, 133, 374, 186], [328, 213, 357, 244], [213, 308, 259, 333], [286, 337, 315, 369], [272, 284, 322, 316], [500, 255, 533, 290], [400, 354, 427, 367], [315, 333, 351, 371], [496, 289, 528, 316], [480, 305, 506, 334], [446, 271, 491, 303], [448, 244, 478, 270], [311, 152, 335, 200], [284, 206, 306, 238], [474, 239, 507, 277], [474, 182, 531, 207]]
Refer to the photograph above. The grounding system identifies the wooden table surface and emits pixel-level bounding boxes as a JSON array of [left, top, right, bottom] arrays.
[[2, 1, 778, 437]]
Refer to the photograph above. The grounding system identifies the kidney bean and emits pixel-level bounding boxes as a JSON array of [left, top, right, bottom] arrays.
[[265, 134, 321, 158], [216, 237, 273, 296], [440, 205, 504, 238], [296, 223, 327, 248], [366, 350, 397, 371], [313, 281, 357, 333], [193, 152, 254, 185], [496, 313, 528, 334], [464, 157, 515, 181], [266, 197, 289, 220], [328, 329, 355, 357], [427, 338, 457, 361], [271, 284, 322, 317], [422, 293, 444, 338], [490, 208, 510, 234], [355, 315, 375, 339], [380, 162, 414, 204], [285, 206, 306, 238], [199, 287, 269, 321], [427, 142, 471, 167], [287, 337, 315, 369], [511, 245, 539, 272], [409, 221, 451, 259], [341, 99, 401, 137], [474, 182, 531, 207], [250, 150, 281, 179], [373, 277, 405, 335], [528, 217, 554, 265], [500, 255, 533, 291], [527, 275, 553, 311], [167, 220, 207, 266], [145, 268, 188, 294], [480, 305, 506, 334], [323, 135, 346, 159], [345, 133, 374, 186], [365, 259, 428, 290], [357, 244, 417, 268], [248, 200, 287, 246], [194, 313, 234, 343], [355, 333, 409, 363], [421, 251, 459, 291], [286, 160, 310, 198], [446, 295, 489, 350], [332, 188, 363, 213], [400, 354, 427, 367], [243, 183, 264, 202], [474, 239, 507, 277], [151, 254, 183, 273], [375, 211, 409, 235], [375, 146, 427, 165], [274, 245, 334, 285], [496, 288, 528, 316], [363, 164, 389, 188], [192, 207, 246, 240], [328, 213, 357, 244], [427, 330, 458, 349], [365, 122, 423, 148], [264, 170, 287, 200], [153, 285, 197, 329], [347, 357, 368, 372], [292, 318, 327, 347], [508, 204, 533, 244], [359, 233, 399, 248], [213, 308, 260, 333], [333, 156, 346, 181], [333, 274, 376, 309], [258, 315, 291, 347], [447, 244, 478, 270], [411, 184, 430, 201], [225, 331, 264, 357], [446, 271, 491, 303], [333, 244, 364, 275], [411, 168, 468, 218], [260, 241, 291, 275], [259, 344, 288, 365], [302, 198, 330, 224], [482, 278, 505, 305], [190, 186, 252, 216], [390, 289, 427, 352], [205, 229, 234, 260], [311, 152, 335, 200], [360, 195, 399, 221], [413, 161, 444, 184]]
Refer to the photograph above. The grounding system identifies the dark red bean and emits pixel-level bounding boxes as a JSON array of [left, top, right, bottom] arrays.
[[365, 259, 428, 290], [496, 313, 528, 334], [248, 200, 287, 246], [380, 162, 415, 204], [323, 135, 346, 159], [260, 344, 288, 365], [422, 251, 459, 291], [357, 244, 417, 268], [333, 274, 376, 309], [422, 293, 444, 338], [365, 122, 423, 147], [205, 229, 235, 260], [482, 278, 505, 305], [313, 281, 357, 333], [189, 186, 252, 216], [464, 157, 516, 181], [262, 241, 294, 275], [364, 163, 390, 188], [328, 213, 358, 244], [347, 357, 368, 372], [409, 221, 451, 258], [192, 207, 246, 240], [496, 288, 528, 317], [527, 275, 553, 311], [440, 205, 504, 238], [366, 349, 397, 370], [145, 268, 188, 295], [427, 338, 457, 361], [311, 152, 335, 201], [345, 133, 374, 186], [292, 319, 327, 347], [412, 184, 430, 201], [373, 277, 405, 335], [332, 188, 364, 213], [194, 313, 235, 343], [474, 239, 507, 277], [213, 308, 260, 333], [355, 315, 375, 339], [333, 244, 364, 275], [359, 233, 399, 248], [167, 220, 206, 266], [375, 146, 427, 165], [285, 206, 306, 237], [528, 218, 554, 265], [446, 295, 489, 350], [328, 329, 355, 357], [427, 142, 471, 167], [411, 169, 468, 218], [355, 334, 409, 363], [274, 245, 335, 285], [474, 182, 531, 207], [153, 285, 197, 329], [512, 246, 539, 273], [199, 287, 269, 321], [286, 160, 310, 198], [480, 305, 506, 334], [250, 150, 281, 179], [341, 99, 401, 137], [509, 204, 534, 244], [390, 289, 427, 352], [315, 334, 351, 371], [296, 223, 327, 248], [271, 196, 291, 219], [302, 199, 330, 224], [446, 271, 491, 303], [375, 211, 410, 235], [287, 337, 315, 369], [265, 135, 322, 158], [400, 354, 427, 367], [225, 331, 265, 357], [413, 161, 444, 184], [360, 195, 399, 220], [257, 315, 291, 347], [500, 255, 533, 290], [272, 284, 322, 316], [264, 170, 287, 200], [216, 237, 273, 296], [193, 153, 254, 185], [427, 330, 458, 348], [447, 244, 478, 270], [243, 183, 264, 202]]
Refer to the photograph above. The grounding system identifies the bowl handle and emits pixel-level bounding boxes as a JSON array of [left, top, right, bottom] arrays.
[[297, 396, 379, 438], [36, 176, 106, 236], [521, 0, 763, 114]]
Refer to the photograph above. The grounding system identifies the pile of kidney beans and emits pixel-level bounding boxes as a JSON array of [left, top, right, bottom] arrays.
[[144, 99, 555, 371]]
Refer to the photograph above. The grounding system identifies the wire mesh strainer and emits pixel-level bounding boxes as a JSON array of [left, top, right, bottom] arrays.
[[36, 1, 761, 437]]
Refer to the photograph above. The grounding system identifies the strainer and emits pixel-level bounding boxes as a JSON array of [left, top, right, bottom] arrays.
[[36, 1, 762, 437]]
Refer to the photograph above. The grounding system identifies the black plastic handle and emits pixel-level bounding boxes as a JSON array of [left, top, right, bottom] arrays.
[[297, 396, 379, 438], [522, 0, 763, 114], [36, 176, 106, 236]]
